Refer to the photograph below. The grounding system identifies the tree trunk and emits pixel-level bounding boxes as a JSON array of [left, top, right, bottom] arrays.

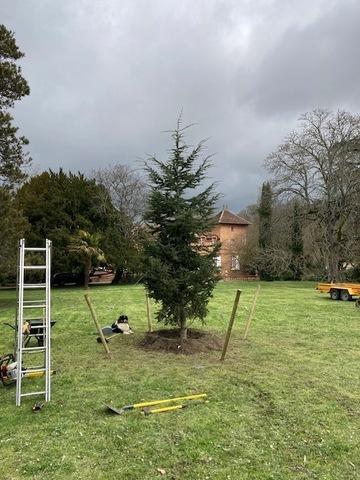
[[111, 269, 123, 285], [84, 255, 91, 290], [180, 308, 187, 341], [327, 244, 340, 282], [325, 221, 340, 282]]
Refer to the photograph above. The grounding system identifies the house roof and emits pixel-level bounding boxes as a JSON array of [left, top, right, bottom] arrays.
[[211, 208, 251, 226]]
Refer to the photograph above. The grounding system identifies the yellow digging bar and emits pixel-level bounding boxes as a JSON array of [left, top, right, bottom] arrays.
[[128, 393, 206, 410]]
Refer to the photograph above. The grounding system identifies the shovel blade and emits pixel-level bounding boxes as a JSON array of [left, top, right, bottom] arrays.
[[102, 402, 124, 415]]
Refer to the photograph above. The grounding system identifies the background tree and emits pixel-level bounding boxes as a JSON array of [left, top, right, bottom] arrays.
[[0, 24, 31, 188], [0, 25, 31, 282], [142, 117, 221, 341], [92, 163, 148, 282], [289, 201, 304, 280], [265, 108, 360, 282], [92, 163, 148, 231], [257, 182, 274, 280], [0, 188, 29, 284], [15, 169, 115, 274], [258, 181, 272, 250], [239, 199, 298, 280], [69, 230, 105, 289]]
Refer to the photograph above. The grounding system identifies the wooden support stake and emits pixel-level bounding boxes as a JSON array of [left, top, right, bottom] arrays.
[[84, 293, 111, 355], [242, 285, 260, 340], [146, 291, 153, 332], [220, 289, 242, 361]]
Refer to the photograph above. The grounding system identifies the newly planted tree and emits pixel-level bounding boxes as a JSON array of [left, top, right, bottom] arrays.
[[142, 116, 221, 340]]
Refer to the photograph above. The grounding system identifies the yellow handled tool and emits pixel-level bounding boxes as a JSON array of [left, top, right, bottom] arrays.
[[103, 393, 207, 415], [141, 400, 208, 416], [24, 370, 56, 379]]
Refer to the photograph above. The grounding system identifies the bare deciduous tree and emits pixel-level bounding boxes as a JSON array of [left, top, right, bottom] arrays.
[[265, 108, 360, 281], [92, 164, 148, 232]]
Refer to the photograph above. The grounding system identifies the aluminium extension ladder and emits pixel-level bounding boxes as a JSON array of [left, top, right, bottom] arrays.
[[15, 239, 52, 406]]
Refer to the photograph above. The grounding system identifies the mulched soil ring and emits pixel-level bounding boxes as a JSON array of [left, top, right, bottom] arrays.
[[139, 328, 223, 354]]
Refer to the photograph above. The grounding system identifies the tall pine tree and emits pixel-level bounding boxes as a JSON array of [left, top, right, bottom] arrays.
[[142, 116, 221, 341]]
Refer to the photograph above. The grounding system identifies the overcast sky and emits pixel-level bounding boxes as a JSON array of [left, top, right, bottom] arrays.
[[3, 0, 360, 213]]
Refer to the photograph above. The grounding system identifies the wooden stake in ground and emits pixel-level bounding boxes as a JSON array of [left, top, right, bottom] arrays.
[[241, 285, 260, 340], [220, 289, 242, 361], [84, 293, 111, 355], [146, 291, 153, 332]]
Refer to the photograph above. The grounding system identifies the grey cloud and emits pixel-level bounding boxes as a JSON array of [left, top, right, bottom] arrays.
[[235, 1, 360, 117], [3, 0, 360, 213]]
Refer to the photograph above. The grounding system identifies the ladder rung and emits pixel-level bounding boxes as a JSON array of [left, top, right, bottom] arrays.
[[23, 304, 47, 309], [20, 391, 47, 397], [23, 265, 46, 270], [22, 300, 46, 304], [21, 346, 46, 353], [24, 247, 46, 251], [23, 284, 47, 289]]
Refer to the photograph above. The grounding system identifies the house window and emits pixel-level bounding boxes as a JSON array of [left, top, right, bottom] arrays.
[[231, 255, 240, 271], [215, 256, 221, 268], [200, 236, 205, 246]]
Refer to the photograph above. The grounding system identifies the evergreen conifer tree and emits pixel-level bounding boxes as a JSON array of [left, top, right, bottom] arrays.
[[258, 181, 273, 280], [142, 116, 221, 340]]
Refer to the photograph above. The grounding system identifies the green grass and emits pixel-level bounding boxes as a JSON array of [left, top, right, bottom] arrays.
[[0, 281, 359, 479]]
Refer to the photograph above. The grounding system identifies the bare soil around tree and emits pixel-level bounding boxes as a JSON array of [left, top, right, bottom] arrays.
[[139, 327, 223, 354]]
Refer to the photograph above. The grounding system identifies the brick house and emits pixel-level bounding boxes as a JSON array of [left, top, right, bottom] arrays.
[[199, 207, 256, 280]]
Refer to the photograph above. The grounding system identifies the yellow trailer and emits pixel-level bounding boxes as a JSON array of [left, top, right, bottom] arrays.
[[317, 282, 360, 301]]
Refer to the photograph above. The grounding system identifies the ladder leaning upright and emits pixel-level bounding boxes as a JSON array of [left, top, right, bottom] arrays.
[[15, 238, 52, 406]]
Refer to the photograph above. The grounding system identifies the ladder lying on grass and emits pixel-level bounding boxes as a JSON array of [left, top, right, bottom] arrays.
[[15, 239, 52, 406]]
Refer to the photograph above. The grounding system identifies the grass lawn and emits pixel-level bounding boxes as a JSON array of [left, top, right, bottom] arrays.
[[0, 281, 359, 479]]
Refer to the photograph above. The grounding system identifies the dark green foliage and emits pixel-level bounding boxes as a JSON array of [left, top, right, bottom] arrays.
[[345, 265, 360, 282], [100, 222, 144, 282], [289, 201, 304, 280], [0, 110, 31, 187], [258, 182, 272, 250], [258, 182, 273, 280], [0, 187, 29, 283], [0, 24, 31, 187], [142, 117, 221, 337], [15, 169, 115, 273]]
